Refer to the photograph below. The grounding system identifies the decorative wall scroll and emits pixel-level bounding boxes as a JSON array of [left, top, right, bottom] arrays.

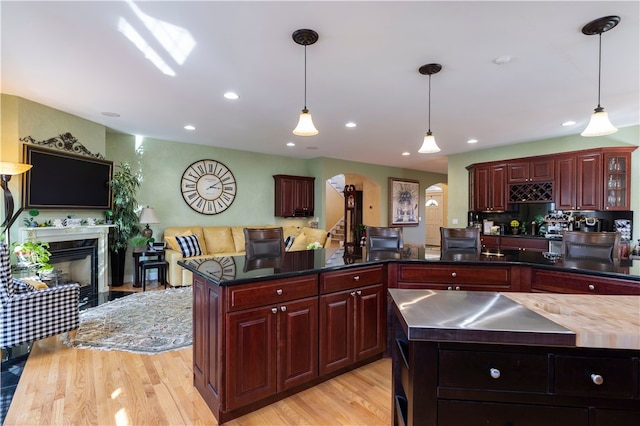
[[20, 133, 105, 159], [389, 177, 420, 226]]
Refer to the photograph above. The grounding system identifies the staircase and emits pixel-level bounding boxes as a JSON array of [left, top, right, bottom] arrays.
[[329, 218, 345, 244]]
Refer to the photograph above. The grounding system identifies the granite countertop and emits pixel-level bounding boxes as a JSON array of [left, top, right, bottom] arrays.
[[389, 289, 640, 350], [178, 246, 640, 286]]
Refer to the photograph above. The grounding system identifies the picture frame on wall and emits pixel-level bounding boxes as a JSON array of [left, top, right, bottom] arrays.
[[388, 177, 420, 226]]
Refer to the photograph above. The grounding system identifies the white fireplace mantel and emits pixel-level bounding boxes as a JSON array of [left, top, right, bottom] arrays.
[[19, 225, 113, 293]]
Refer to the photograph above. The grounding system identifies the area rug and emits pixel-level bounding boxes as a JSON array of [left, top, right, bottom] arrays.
[[65, 287, 192, 354]]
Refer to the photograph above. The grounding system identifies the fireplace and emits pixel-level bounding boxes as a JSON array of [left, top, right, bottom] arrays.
[[19, 225, 112, 293], [45, 239, 98, 302]]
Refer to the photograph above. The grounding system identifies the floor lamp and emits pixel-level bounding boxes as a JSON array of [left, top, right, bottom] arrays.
[[1, 162, 33, 247]]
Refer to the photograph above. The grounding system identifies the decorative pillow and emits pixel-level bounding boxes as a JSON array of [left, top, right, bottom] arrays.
[[284, 235, 295, 251], [165, 229, 193, 251], [21, 278, 48, 290], [175, 234, 203, 258], [302, 227, 329, 247], [289, 232, 309, 251], [12, 278, 36, 294]]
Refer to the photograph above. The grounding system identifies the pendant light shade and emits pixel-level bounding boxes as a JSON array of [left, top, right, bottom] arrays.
[[292, 29, 319, 136], [418, 63, 442, 154], [580, 16, 620, 137]]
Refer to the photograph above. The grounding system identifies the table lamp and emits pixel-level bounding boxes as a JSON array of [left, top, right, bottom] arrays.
[[139, 206, 159, 239]]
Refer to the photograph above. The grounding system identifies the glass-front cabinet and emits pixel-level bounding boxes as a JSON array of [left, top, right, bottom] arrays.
[[603, 150, 633, 211]]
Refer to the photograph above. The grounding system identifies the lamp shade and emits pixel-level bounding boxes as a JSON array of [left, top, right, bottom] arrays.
[[418, 132, 441, 154], [293, 109, 319, 136], [139, 207, 159, 224], [0, 162, 32, 176], [580, 109, 618, 137]]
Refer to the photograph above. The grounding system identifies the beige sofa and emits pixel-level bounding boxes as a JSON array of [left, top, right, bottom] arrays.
[[163, 225, 331, 286]]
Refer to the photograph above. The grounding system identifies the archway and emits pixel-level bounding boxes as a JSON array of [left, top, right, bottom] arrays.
[[325, 173, 381, 247]]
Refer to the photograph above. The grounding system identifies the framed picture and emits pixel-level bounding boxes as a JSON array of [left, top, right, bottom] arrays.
[[388, 177, 420, 226]]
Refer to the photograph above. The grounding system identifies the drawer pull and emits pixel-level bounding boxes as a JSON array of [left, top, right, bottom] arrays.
[[271, 307, 278, 314], [451, 272, 457, 278], [350, 291, 356, 297], [276, 289, 283, 295], [353, 275, 360, 281], [489, 368, 501, 379], [356, 290, 362, 296], [280, 306, 287, 312], [588, 284, 595, 291], [591, 373, 604, 385], [455, 286, 461, 291], [447, 286, 453, 291]]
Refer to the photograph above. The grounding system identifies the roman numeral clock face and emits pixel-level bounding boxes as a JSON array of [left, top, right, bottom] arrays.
[[181, 159, 237, 214]]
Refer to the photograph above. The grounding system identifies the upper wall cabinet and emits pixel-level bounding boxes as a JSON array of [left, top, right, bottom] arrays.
[[274, 175, 315, 217], [507, 158, 554, 183], [469, 147, 637, 212], [467, 162, 507, 212]]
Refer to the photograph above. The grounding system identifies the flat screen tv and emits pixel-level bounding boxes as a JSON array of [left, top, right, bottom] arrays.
[[22, 145, 113, 210]]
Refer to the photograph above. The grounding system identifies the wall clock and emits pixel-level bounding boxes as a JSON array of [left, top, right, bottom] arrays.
[[181, 159, 237, 214]]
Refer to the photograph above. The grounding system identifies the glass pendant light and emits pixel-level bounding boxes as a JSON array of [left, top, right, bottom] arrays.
[[292, 29, 319, 136], [580, 16, 620, 137], [418, 63, 442, 153]]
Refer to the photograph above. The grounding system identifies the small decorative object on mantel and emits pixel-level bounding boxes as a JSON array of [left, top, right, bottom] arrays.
[[510, 219, 520, 234], [23, 209, 39, 227], [53, 219, 64, 227], [65, 217, 82, 227]]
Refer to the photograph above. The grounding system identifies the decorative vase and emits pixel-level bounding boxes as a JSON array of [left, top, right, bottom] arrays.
[[511, 228, 519, 235]]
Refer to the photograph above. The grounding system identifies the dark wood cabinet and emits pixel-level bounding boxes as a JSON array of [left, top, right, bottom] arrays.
[[603, 148, 636, 211], [480, 235, 500, 250], [468, 163, 507, 211], [273, 174, 315, 217], [507, 158, 554, 183], [226, 296, 318, 410], [529, 268, 640, 294], [499, 236, 548, 252], [319, 266, 385, 375], [554, 151, 602, 210], [555, 154, 577, 210], [396, 264, 516, 291]]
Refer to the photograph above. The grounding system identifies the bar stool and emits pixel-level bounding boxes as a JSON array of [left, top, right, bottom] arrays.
[[138, 259, 168, 291]]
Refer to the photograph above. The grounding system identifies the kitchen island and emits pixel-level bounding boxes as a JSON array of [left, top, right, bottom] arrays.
[[389, 289, 640, 426], [179, 247, 639, 424]]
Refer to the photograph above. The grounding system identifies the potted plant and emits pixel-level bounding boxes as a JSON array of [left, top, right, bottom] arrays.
[[130, 235, 149, 252], [510, 219, 520, 235], [108, 162, 141, 286], [12, 240, 53, 273]]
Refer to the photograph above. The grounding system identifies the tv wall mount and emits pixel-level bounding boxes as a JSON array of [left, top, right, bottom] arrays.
[[20, 133, 105, 159]]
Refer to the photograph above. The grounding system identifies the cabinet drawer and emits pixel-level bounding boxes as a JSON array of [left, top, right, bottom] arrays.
[[531, 269, 640, 295], [227, 275, 318, 311], [439, 350, 548, 392], [555, 355, 638, 399], [320, 266, 383, 294], [438, 400, 588, 425], [399, 264, 511, 286]]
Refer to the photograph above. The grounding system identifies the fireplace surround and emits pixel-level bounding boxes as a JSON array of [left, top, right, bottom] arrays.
[[19, 225, 112, 293]]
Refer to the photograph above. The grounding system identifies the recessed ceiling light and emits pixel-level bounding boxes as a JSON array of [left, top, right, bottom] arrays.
[[467, 139, 478, 144], [286, 142, 295, 147], [493, 56, 512, 65], [562, 120, 577, 127], [224, 92, 239, 100], [102, 112, 120, 117], [402, 152, 411, 156], [184, 125, 195, 130], [345, 122, 357, 128]]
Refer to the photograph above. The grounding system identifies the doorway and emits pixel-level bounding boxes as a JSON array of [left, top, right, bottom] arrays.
[[425, 184, 445, 246]]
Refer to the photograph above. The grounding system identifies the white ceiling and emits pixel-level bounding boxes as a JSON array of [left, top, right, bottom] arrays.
[[2, 1, 639, 174]]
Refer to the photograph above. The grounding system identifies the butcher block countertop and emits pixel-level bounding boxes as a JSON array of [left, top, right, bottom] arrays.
[[504, 293, 640, 350]]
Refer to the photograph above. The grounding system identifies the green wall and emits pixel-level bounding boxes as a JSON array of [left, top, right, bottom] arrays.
[[447, 126, 640, 239]]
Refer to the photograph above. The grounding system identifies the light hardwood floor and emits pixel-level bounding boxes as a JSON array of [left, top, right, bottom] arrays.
[[5, 283, 392, 425]]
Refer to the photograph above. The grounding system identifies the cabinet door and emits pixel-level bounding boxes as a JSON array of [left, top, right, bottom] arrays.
[[507, 161, 529, 183], [530, 158, 554, 181], [278, 297, 318, 391], [603, 152, 632, 211], [555, 155, 577, 210], [473, 165, 491, 211], [274, 175, 315, 217], [298, 177, 315, 215], [319, 289, 355, 375], [226, 306, 278, 410], [354, 284, 385, 361], [576, 152, 602, 210], [490, 163, 507, 211], [480, 235, 500, 250]]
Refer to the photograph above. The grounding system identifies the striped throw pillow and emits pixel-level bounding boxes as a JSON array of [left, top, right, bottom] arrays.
[[175, 234, 203, 258]]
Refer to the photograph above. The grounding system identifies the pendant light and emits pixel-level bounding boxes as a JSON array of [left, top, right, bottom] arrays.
[[292, 29, 319, 136], [580, 16, 620, 137], [418, 63, 442, 153]]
